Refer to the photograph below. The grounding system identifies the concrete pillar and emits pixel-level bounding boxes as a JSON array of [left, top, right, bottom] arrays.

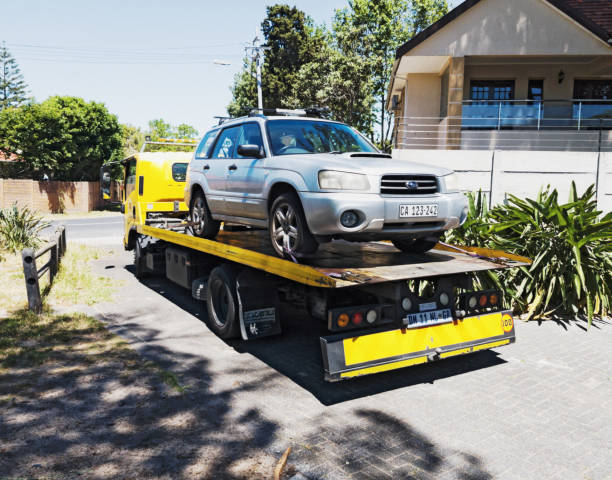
[[447, 57, 465, 150]]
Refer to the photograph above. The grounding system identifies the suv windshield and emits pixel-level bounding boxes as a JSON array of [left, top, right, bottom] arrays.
[[267, 119, 377, 156]]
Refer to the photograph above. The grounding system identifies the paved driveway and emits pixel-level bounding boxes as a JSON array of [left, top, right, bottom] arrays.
[[89, 250, 612, 480]]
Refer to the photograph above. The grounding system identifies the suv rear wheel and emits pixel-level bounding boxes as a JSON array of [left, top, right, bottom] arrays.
[[190, 191, 220, 238], [269, 193, 318, 258]]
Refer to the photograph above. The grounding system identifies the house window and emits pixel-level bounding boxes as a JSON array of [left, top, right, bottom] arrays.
[[528, 79, 544, 101], [470, 80, 515, 102], [573, 79, 612, 99]]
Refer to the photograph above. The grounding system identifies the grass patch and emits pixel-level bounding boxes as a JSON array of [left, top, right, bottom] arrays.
[[0, 309, 109, 374], [47, 243, 117, 306], [0, 243, 119, 313], [148, 363, 188, 394]]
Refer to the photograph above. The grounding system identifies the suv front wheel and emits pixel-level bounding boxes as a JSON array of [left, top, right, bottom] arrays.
[[269, 193, 318, 258], [190, 191, 220, 238]]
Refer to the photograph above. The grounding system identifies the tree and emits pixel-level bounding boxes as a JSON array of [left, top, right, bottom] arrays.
[[227, 4, 321, 114], [147, 118, 173, 139], [290, 31, 375, 134], [121, 124, 144, 156], [176, 123, 198, 139], [0, 96, 123, 180], [0, 43, 29, 110], [227, 59, 257, 117], [334, 0, 448, 146], [261, 4, 319, 109]]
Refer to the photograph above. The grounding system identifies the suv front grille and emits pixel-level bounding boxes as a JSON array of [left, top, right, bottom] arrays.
[[380, 175, 438, 195]]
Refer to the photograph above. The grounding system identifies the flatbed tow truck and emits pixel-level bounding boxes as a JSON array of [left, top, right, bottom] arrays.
[[101, 142, 530, 382]]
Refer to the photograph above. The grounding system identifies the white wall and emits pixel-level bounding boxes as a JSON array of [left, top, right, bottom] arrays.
[[392, 148, 612, 212]]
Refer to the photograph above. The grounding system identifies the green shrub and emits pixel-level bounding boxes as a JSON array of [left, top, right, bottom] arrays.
[[446, 184, 612, 325], [0, 204, 50, 253]]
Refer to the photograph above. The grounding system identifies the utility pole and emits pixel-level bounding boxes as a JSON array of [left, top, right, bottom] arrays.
[[245, 31, 270, 111]]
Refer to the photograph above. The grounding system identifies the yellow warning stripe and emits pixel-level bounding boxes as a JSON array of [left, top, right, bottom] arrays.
[[138, 224, 337, 288], [433, 243, 532, 265]]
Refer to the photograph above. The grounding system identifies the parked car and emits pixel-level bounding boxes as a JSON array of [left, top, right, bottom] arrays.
[[185, 111, 468, 258]]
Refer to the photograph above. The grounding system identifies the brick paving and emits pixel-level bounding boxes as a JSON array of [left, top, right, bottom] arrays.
[[86, 251, 612, 479]]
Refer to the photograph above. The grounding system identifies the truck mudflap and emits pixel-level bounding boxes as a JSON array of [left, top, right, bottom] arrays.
[[320, 310, 515, 381]]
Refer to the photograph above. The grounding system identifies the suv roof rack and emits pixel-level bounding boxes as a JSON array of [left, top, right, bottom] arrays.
[[247, 106, 331, 119]]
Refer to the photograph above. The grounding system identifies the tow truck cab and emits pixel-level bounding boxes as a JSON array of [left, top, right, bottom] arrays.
[[101, 151, 192, 250]]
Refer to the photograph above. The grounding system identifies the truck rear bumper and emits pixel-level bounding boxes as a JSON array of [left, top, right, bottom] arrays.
[[320, 310, 515, 381]]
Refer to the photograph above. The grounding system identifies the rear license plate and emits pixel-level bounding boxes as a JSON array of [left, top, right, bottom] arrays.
[[403, 308, 453, 329], [399, 204, 438, 218]]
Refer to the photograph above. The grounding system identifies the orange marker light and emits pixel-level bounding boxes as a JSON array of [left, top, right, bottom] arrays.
[[337, 313, 350, 328], [489, 293, 499, 305]]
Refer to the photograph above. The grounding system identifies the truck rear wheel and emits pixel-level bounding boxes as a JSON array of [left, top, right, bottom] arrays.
[[190, 191, 220, 238], [205, 265, 240, 339]]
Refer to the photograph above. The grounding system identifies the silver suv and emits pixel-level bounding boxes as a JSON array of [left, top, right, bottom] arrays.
[[185, 112, 468, 258]]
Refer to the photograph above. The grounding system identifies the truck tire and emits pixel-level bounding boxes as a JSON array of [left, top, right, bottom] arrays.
[[134, 235, 148, 279], [205, 265, 240, 339], [392, 235, 441, 254], [268, 192, 318, 259], [190, 191, 220, 238]]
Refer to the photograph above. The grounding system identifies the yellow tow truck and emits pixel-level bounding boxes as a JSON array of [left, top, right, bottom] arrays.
[[101, 142, 530, 381]]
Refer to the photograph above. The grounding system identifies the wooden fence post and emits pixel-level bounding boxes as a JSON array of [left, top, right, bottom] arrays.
[[22, 248, 42, 314]]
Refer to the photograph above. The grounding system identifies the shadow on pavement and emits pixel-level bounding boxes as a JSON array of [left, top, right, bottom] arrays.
[[133, 267, 507, 407]]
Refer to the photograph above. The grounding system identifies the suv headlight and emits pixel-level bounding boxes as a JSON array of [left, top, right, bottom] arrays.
[[442, 173, 460, 193], [318, 170, 370, 191]]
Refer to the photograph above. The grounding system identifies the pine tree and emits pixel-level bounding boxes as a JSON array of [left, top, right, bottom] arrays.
[[0, 43, 29, 110]]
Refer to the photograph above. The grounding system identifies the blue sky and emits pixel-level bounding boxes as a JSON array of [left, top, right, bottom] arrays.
[[2, 0, 462, 135]]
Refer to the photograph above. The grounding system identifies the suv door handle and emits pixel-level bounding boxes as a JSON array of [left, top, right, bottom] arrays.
[[203, 164, 210, 170], [228, 164, 237, 171]]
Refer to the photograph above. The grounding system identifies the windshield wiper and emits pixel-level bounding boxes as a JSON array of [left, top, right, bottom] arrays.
[[328, 150, 344, 154]]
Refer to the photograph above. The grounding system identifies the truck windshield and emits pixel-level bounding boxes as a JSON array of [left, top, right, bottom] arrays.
[[267, 119, 377, 156]]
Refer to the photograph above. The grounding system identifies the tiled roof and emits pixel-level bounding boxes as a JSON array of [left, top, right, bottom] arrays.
[[395, 0, 612, 59], [553, 0, 612, 40]]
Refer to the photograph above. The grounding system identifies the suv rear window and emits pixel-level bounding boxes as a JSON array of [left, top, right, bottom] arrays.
[[172, 163, 188, 182]]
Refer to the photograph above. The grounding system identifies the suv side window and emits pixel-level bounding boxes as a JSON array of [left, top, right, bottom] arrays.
[[195, 130, 218, 159], [236, 123, 264, 158], [211, 126, 240, 159]]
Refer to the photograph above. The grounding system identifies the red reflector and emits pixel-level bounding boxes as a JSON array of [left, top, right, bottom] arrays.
[[351, 312, 363, 326], [479, 294, 488, 307]]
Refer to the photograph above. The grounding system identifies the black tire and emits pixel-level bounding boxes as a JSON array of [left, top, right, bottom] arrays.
[[205, 265, 240, 339], [134, 235, 148, 279], [392, 235, 440, 254], [268, 192, 318, 258], [190, 190, 220, 238]]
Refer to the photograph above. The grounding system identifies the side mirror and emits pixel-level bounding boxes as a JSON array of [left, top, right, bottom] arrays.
[[237, 144, 264, 159], [100, 163, 122, 205]]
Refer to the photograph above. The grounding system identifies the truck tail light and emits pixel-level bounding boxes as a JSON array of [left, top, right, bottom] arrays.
[[351, 312, 363, 326], [460, 289, 503, 313]]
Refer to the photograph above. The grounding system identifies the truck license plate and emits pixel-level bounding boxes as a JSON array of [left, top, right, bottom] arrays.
[[403, 308, 453, 329], [399, 204, 438, 218]]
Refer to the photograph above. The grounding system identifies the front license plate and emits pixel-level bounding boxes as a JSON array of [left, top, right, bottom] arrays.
[[399, 204, 438, 218], [403, 308, 453, 329]]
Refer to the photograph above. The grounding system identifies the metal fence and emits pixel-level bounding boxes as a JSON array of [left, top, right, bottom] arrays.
[[21, 225, 66, 313], [394, 115, 612, 151]]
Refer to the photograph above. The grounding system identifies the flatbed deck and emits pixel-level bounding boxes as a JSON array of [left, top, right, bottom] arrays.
[[138, 224, 530, 288]]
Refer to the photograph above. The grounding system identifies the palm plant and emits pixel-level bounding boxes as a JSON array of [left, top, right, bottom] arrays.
[[0, 204, 50, 253]]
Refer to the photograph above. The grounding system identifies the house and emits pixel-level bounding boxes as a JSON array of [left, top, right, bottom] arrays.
[[388, 0, 611, 210]]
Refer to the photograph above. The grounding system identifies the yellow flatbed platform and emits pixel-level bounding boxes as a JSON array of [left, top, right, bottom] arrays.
[[138, 224, 530, 289]]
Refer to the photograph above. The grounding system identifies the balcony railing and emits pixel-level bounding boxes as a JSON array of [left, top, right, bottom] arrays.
[[461, 99, 612, 130]]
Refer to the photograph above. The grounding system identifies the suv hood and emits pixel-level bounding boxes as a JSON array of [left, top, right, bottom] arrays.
[[280, 152, 453, 177]]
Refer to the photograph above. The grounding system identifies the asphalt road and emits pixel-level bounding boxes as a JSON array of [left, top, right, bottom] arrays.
[[49, 215, 124, 245]]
